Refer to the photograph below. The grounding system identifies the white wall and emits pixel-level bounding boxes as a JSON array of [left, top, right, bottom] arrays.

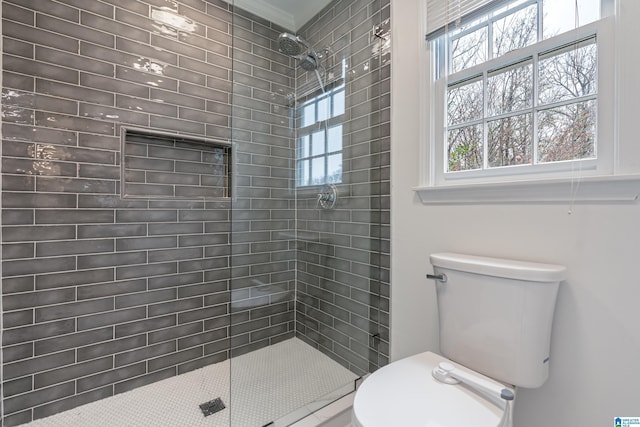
[[390, 1, 640, 426], [1, 3, 4, 422]]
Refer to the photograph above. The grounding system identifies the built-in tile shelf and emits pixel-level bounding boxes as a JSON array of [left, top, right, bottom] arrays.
[[121, 127, 232, 200]]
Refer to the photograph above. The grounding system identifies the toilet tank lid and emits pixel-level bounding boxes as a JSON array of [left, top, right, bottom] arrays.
[[430, 252, 567, 282]]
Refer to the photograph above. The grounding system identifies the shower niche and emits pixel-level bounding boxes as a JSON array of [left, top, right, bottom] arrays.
[[121, 127, 232, 200]]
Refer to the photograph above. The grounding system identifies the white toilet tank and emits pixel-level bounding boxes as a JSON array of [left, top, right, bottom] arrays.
[[430, 253, 566, 389]]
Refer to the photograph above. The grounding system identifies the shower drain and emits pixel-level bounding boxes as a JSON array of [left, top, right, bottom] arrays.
[[199, 397, 226, 417]]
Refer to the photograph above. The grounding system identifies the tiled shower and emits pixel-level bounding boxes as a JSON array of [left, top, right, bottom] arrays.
[[0, 0, 390, 425]]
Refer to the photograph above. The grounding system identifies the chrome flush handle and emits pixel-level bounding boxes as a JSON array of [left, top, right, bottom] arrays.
[[426, 273, 447, 283]]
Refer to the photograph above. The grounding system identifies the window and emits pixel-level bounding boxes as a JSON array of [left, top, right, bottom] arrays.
[[427, 0, 613, 184], [296, 83, 345, 187]]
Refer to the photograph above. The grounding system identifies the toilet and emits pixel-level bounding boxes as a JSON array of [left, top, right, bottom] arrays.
[[352, 252, 566, 427]]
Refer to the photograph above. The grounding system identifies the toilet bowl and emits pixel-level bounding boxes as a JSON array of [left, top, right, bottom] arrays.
[[352, 352, 511, 427]]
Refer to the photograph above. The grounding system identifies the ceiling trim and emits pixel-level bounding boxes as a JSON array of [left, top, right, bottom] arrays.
[[221, 0, 334, 32], [223, 0, 296, 31]]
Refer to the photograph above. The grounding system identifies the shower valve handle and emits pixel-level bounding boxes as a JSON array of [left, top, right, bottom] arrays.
[[316, 184, 337, 209]]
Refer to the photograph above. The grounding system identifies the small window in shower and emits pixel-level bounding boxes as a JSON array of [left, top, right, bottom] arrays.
[[121, 127, 231, 199], [296, 83, 345, 187]]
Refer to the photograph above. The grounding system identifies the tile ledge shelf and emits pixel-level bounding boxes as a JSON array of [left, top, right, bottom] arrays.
[[413, 174, 640, 204]]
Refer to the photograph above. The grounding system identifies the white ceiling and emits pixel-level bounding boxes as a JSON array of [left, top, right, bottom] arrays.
[[224, 0, 334, 31]]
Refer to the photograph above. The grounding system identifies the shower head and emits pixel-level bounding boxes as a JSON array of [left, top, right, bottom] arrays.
[[299, 54, 319, 71], [278, 32, 309, 57], [278, 33, 324, 74]]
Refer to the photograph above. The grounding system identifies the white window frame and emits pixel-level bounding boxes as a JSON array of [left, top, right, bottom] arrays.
[[413, 2, 640, 203], [434, 19, 614, 184], [296, 84, 345, 188]]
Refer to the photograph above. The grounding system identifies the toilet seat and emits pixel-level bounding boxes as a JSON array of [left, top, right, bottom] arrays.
[[352, 352, 507, 427]]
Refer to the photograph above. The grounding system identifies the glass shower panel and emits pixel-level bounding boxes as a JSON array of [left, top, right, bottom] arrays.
[[230, 0, 390, 425], [2, 1, 238, 425]]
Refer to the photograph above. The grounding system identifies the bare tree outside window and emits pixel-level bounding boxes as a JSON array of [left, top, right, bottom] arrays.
[[451, 27, 488, 73], [443, 1, 598, 173], [487, 62, 533, 167], [538, 40, 597, 162], [448, 125, 483, 171], [493, 4, 537, 56], [447, 79, 483, 171]]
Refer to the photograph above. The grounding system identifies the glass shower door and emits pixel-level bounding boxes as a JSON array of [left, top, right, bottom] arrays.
[[229, 0, 391, 425]]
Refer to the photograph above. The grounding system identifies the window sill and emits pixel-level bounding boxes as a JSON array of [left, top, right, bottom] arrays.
[[413, 174, 640, 204]]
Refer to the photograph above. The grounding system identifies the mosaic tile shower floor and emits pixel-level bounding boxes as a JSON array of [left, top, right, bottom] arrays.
[[20, 338, 358, 427]]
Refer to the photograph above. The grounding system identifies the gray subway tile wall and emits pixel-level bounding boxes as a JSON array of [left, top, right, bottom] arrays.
[[0, 0, 288, 425], [227, 3, 297, 359], [1, 0, 389, 424], [294, 0, 391, 376]]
